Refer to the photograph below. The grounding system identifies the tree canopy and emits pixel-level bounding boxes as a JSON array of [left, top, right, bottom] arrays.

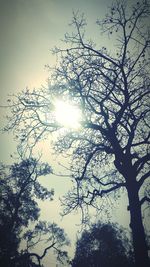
[[72, 222, 134, 267], [0, 158, 69, 267]]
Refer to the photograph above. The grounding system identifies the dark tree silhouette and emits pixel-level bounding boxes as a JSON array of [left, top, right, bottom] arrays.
[[22, 221, 70, 267], [3, 0, 150, 266], [72, 222, 134, 267], [0, 159, 69, 267]]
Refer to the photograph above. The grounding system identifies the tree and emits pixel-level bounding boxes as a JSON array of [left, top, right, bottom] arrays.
[[0, 159, 69, 267], [72, 222, 134, 267], [4, 0, 150, 266], [22, 221, 70, 267]]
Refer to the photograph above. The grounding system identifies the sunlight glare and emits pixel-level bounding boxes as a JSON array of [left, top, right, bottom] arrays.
[[54, 100, 81, 129]]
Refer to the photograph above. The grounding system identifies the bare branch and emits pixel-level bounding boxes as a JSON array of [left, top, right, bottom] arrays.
[[140, 196, 150, 206]]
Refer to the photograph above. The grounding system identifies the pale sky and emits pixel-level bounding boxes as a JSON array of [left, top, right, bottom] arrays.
[[0, 0, 111, 94], [0, 0, 132, 266]]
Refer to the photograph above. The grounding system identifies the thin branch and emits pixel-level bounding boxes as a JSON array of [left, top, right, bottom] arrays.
[[140, 196, 150, 206]]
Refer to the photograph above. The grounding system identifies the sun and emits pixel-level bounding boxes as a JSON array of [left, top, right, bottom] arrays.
[[54, 100, 81, 129]]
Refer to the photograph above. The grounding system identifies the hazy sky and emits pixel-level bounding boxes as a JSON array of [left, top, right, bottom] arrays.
[[0, 0, 111, 95], [0, 0, 131, 266]]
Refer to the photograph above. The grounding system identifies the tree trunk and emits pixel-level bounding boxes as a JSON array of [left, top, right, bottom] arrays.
[[127, 181, 149, 267]]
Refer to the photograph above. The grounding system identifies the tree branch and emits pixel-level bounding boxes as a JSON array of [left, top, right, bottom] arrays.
[[134, 154, 150, 174], [140, 196, 150, 206], [138, 170, 150, 188]]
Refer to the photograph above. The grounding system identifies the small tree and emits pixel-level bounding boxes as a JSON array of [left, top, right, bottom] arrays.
[[72, 222, 134, 267], [4, 0, 150, 266], [0, 159, 69, 267]]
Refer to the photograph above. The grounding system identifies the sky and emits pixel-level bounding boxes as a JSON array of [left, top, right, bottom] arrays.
[[0, 0, 110, 95], [0, 0, 133, 266]]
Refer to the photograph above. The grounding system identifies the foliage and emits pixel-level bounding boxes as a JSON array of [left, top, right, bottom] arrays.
[[72, 222, 134, 267], [0, 159, 69, 267]]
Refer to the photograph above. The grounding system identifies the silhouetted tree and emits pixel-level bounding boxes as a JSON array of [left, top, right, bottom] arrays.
[[72, 222, 134, 267], [0, 159, 69, 267], [22, 220, 70, 267], [4, 0, 150, 266]]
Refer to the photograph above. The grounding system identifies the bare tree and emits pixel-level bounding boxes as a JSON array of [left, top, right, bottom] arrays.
[[4, 0, 150, 266]]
